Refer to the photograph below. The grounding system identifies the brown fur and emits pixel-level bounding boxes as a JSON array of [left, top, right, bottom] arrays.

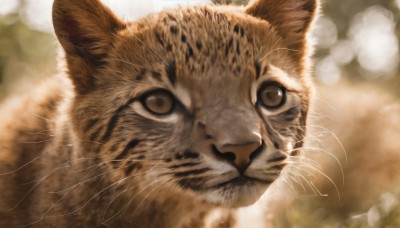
[[0, 0, 318, 227]]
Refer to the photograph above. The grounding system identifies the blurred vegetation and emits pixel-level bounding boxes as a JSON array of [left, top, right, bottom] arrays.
[[320, 0, 400, 95], [0, 12, 56, 101], [1, 0, 400, 226]]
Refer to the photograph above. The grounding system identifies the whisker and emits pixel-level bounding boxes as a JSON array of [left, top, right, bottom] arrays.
[[0, 149, 50, 176], [290, 161, 340, 200], [286, 170, 306, 193], [309, 181, 328, 197], [101, 176, 170, 225], [8, 163, 70, 211], [298, 146, 345, 187], [311, 125, 348, 164], [280, 176, 296, 194], [109, 57, 145, 69]]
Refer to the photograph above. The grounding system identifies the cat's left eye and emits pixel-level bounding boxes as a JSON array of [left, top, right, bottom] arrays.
[[141, 90, 175, 115], [258, 82, 286, 109]]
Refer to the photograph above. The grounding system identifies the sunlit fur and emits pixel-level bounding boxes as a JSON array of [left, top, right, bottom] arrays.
[[0, 0, 318, 227]]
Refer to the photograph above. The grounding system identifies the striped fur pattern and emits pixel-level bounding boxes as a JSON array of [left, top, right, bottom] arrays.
[[0, 0, 317, 227]]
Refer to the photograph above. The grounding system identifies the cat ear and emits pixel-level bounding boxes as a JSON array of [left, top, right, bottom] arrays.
[[245, 0, 318, 51], [52, 0, 126, 94]]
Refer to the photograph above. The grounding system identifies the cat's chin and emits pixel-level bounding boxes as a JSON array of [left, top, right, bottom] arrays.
[[199, 180, 270, 208]]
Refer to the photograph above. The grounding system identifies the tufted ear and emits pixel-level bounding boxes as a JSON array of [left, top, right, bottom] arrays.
[[53, 0, 126, 94], [245, 0, 318, 52]]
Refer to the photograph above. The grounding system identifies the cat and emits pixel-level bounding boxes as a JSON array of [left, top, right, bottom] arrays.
[[0, 0, 318, 227]]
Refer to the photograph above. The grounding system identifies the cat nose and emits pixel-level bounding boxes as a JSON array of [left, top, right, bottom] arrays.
[[213, 140, 264, 174]]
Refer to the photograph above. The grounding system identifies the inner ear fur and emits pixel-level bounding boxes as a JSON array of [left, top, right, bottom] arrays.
[[53, 0, 126, 94], [246, 0, 318, 53]]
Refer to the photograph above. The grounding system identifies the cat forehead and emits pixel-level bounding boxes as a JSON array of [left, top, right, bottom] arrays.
[[119, 7, 295, 78], [113, 6, 301, 94], [155, 7, 259, 71]]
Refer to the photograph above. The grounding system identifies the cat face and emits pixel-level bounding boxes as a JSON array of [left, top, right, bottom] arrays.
[[53, 0, 317, 207]]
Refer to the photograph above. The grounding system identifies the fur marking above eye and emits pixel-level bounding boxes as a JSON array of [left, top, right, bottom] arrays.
[[166, 62, 176, 85], [134, 69, 146, 81], [151, 71, 162, 81], [262, 65, 269, 76], [254, 61, 261, 79]]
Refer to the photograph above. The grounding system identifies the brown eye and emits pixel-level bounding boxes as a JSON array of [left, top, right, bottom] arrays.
[[258, 83, 286, 109], [142, 90, 175, 115]]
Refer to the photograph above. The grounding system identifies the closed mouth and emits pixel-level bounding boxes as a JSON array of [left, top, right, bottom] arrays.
[[212, 176, 272, 189], [178, 176, 274, 192]]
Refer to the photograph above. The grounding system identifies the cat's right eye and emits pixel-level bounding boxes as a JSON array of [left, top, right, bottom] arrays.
[[141, 90, 175, 115], [258, 82, 287, 109]]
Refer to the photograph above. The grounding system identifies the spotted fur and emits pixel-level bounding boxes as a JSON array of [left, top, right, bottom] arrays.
[[0, 0, 318, 227]]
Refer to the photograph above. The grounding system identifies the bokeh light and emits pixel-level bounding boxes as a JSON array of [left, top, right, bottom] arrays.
[[313, 17, 338, 49], [348, 5, 399, 77], [329, 40, 355, 66], [0, 0, 18, 16], [315, 56, 341, 85], [20, 0, 53, 32]]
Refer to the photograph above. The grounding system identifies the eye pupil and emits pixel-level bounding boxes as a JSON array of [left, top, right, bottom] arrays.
[[154, 97, 165, 108], [258, 83, 286, 109], [264, 88, 282, 104], [143, 91, 174, 115]]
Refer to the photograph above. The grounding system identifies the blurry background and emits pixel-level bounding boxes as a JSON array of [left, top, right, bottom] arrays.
[[1, 0, 399, 226]]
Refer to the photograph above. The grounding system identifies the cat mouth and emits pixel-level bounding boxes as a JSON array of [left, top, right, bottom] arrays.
[[211, 176, 272, 189], [196, 175, 273, 207], [179, 175, 272, 192]]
